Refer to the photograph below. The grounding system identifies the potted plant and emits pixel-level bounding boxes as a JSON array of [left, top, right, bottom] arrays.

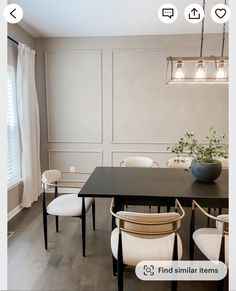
[[167, 128, 228, 183]]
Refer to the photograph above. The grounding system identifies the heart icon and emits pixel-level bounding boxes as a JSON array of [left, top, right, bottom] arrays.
[[215, 8, 226, 19]]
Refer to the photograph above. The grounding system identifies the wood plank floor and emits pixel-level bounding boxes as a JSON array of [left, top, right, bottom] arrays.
[[8, 197, 228, 291]]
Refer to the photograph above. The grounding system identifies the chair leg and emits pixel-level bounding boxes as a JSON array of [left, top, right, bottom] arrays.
[[55, 216, 59, 232], [219, 208, 222, 215], [157, 206, 161, 213], [171, 281, 177, 291], [117, 260, 123, 291], [217, 279, 224, 291], [43, 212, 48, 250], [190, 208, 195, 260], [112, 255, 117, 276], [92, 201, 95, 231], [167, 206, 171, 212]]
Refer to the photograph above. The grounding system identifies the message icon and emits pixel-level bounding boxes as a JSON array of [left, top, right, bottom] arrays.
[[162, 8, 174, 19], [158, 4, 178, 24]]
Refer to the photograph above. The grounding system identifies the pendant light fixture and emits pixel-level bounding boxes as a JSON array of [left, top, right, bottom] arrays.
[[166, 0, 229, 84], [195, 0, 206, 79], [216, 21, 227, 79]]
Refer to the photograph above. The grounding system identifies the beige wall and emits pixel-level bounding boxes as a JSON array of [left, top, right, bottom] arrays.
[[7, 24, 36, 214], [36, 34, 228, 184]]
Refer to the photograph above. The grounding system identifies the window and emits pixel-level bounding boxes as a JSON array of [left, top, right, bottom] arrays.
[[7, 65, 21, 188]]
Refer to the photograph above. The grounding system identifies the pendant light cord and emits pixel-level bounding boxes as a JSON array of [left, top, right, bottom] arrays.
[[200, 0, 206, 58], [221, 0, 227, 57]]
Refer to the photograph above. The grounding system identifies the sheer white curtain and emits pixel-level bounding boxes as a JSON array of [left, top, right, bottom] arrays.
[[17, 43, 41, 207]]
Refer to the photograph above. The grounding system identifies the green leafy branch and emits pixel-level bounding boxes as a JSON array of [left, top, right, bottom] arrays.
[[167, 128, 228, 163]]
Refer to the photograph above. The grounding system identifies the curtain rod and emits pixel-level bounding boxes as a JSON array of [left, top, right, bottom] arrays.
[[7, 36, 19, 45]]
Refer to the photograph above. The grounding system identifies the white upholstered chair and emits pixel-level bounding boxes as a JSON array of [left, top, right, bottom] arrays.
[[190, 200, 228, 291], [120, 156, 160, 168], [41, 169, 95, 256], [120, 157, 160, 211], [166, 156, 193, 169], [110, 198, 185, 291]]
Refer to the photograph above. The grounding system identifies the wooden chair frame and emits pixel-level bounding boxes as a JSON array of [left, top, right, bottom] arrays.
[[110, 198, 185, 291], [41, 171, 95, 257]]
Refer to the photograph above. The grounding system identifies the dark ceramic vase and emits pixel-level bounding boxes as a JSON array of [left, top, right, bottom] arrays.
[[191, 160, 222, 183]]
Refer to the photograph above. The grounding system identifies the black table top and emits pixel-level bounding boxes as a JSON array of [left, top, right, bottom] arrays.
[[79, 167, 228, 205]]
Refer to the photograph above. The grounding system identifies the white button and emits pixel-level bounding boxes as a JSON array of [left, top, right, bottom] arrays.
[[158, 4, 178, 24], [184, 4, 205, 24], [211, 4, 230, 24], [3, 4, 23, 24]]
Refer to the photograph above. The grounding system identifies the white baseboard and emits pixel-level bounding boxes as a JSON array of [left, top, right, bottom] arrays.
[[8, 205, 23, 221]]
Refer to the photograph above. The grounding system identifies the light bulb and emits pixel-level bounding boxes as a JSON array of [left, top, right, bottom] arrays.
[[195, 61, 206, 79], [216, 61, 226, 79], [175, 61, 184, 79]]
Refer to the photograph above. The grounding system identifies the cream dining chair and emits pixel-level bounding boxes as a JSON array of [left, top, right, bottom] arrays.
[[41, 169, 95, 256], [110, 198, 185, 291], [166, 156, 193, 169], [120, 156, 160, 168], [190, 200, 228, 291], [120, 156, 160, 211]]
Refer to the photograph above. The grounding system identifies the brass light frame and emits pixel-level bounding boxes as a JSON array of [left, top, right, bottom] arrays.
[[166, 56, 229, 84]]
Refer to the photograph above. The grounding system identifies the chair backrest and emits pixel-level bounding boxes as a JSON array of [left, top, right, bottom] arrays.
[[166, 157, 193, 169], [120, 156, 159, 168], [115, 211, 181, 236], [216, 214, 229, 233], [42, 169, 61, 189], [217, 158, 229, 169], [111, 198, 185, 237]]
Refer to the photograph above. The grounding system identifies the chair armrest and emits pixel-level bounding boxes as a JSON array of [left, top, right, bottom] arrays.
[[192, 200, 228, 234]]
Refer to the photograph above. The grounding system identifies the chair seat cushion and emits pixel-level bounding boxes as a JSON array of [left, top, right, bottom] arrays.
[[111, 227, 182, 266], [47, 194, 94, 216], [193, 228, 228, 266]]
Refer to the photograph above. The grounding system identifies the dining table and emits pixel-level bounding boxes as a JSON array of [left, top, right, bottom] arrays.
[[78, 166, 228, 258], [79, 166, 228, 209]]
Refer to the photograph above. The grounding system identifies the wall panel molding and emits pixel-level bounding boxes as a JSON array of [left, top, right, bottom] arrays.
[[48, 150, 103, 174], [45, 49, 103, 143]]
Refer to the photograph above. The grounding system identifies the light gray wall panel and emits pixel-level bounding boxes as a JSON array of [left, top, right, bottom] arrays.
[[45, 50, 102, 143], [112, 48, 228, 143], [36, 34, 228, 174]]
